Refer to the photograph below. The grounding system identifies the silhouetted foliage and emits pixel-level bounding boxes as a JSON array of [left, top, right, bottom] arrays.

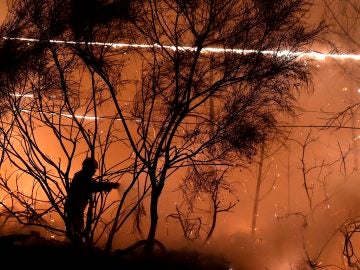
[[0, 0, 323, 257]]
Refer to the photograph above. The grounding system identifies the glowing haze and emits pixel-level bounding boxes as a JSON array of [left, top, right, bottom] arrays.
[[0, 1, 360, 270]]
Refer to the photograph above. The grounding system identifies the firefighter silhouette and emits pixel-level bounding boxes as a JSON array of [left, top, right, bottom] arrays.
[[64, 157, 119, 242]]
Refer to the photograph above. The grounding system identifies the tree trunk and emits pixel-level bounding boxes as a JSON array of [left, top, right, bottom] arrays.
[[251, 143, 265, 238], [204, 196, 217, 243], [144, 187, 160, 254]]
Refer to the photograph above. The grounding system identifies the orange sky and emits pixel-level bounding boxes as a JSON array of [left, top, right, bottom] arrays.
[[0, 1, 9, 24]]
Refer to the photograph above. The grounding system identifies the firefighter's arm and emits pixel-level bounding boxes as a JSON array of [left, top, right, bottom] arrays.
[[91, 180, 119, 192]]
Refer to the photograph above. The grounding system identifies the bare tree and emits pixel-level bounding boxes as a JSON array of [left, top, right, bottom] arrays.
[[0, 0, 138, 248], [168, 165, 238, 244], [317, 2, 360, 268], [0, 0, 323, 255], [341, 217, 360, 269], [250, 142, 285, 238], [124, 0, 323, 253]]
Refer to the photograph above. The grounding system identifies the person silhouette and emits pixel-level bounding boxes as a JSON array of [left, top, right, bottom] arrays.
[[64, 157, 119, 243]]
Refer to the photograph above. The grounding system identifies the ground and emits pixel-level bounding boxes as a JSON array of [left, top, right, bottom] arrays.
[[0, 232, 230, 270]]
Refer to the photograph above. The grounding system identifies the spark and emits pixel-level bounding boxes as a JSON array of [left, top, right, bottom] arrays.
[[3, 36, 360, 61], [10, 93, 34, 98], [20, 109, 103, 121], [19, 107, 144, 122]]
